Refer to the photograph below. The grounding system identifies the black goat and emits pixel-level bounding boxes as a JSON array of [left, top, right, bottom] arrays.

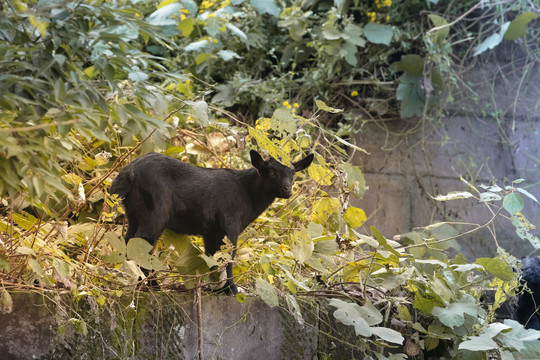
[[110, 150, 314, 294], [516, 256, 540, 329]]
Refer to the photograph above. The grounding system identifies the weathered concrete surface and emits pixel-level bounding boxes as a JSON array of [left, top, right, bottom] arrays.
[[353, 49, 540, 260], [0, 292, 320, 360]]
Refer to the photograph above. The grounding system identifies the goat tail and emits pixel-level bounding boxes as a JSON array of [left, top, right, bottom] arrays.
[[110, 169, 132, 199]]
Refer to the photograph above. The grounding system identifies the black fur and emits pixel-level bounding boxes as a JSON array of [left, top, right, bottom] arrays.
[[110, 150, 314, 294], [516, 256, 540, 329]]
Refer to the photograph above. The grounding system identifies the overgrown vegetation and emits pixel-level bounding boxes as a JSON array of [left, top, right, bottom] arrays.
[[1, 0, 539, 358]]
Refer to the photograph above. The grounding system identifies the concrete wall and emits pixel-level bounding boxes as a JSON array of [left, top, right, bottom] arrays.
[[2, 291, 400, 360], [352, 51, 540, 260], [0, 292, 323, 360]]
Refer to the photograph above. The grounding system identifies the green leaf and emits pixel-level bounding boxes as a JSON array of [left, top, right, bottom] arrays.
[[126, 238, 162, 270], [504, 12, 538, 41], [271, 108, 297, 136], [370, 326, 404, 345], [414, 291, 444, 314], [516, 187, 539, 203], [473, 22, 510, 56], [428, 14, 449, 43], [396, 76, 424, 118], [458, 335, 498, 351], [236, 293, 246, 303], [475, 257, 514, 281], [364, 23, 393, 46], [371, 226, 400, 257], [250, 0, 280, 17], [226, 23, 248, 42], [392, 55, 425, 76], [432, 295, 480, 328], [178, 18, 195, 36], [128, 70, 149, 82], [255, 278, 279, 307], [185, 100, 209, 126], [217, 50, 242, 61], [479, 192, 502, 202], [503, 192, 524, 215], [285, 294, 305, 326], [313, 239, 337, 255], [340, 163, 367, 198], [315, 99, 343, 113], [329, 298, 372, 337]]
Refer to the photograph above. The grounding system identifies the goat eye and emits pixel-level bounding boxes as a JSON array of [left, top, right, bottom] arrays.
[[268, 169, 276, 177]]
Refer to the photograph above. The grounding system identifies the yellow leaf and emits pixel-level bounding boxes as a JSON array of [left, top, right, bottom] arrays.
[[312, 197, 340, 224], [64, 173, 83, 185], [344, 206, 367, 228], [29, 15, 48, 38], [308, 163, 333, 186]]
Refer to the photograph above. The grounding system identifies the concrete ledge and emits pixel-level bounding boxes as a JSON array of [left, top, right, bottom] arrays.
[[0, 291, 321, 360]]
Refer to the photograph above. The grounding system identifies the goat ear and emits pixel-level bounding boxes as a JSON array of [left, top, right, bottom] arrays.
[[293, 153, 314, 172], [250, 150, 266, 170]]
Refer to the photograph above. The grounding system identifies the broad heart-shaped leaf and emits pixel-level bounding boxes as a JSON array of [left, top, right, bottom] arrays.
[[458, 334, 498, 351], [217, 50, 242, 61], [185, 100, 209, 126], [504, 12, 538, 41], [475, 257, 514, 281], [308, 163, 334, 186], [511, 214, 540, 248], [364, 23, 393, 46], [126, 237, 162, 270], [391, 55, 425, 76], [291, 228, 313, 264], [503, 192, 524, 215], [431, 294, 479, 328], [250, 0, 280, 17], [340, 162, 367, 199], [370, 326, 404, 345], [148, 2, 181, 21], [396, 75, 425, 118], [498, 319, 540, 352], [328, 298, 372, 337], [428, 14, 449, 43], [344, 206, 367, 228], [473, 22, 510, 56], [255, 278, 279, 307], [271, 107, 297, 136]]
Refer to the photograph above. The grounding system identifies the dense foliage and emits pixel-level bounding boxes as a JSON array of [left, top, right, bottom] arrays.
[[1, 0, 539, 358]]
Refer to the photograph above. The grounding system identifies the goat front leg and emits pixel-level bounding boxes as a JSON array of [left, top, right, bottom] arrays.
[[203, 234, 238, 295]]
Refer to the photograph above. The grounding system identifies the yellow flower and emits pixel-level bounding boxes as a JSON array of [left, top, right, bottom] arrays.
[[180, 14, 186, 20], [293, 102, 300, 108], [283, 100, 292, 109], [351, 90, 358, 97], [367, 12, 376, 22]]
